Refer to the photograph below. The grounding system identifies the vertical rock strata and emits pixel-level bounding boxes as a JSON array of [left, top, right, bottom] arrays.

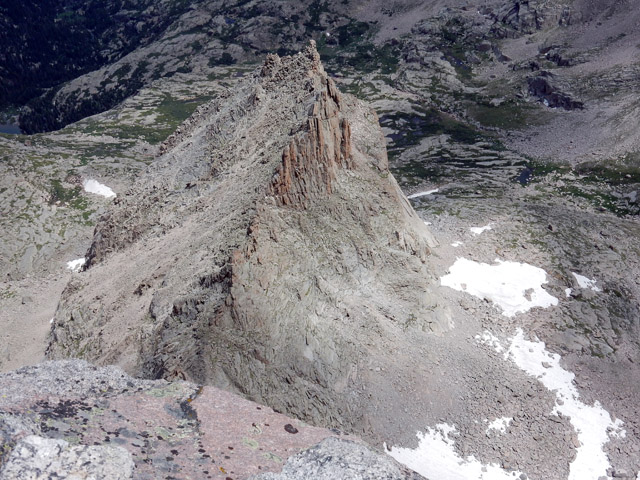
[[269, 76, 353, 207], [47, 41, 446, 435]]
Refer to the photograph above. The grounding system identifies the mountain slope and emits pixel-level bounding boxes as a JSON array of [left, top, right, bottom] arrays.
[[47, 42, 447, 435]]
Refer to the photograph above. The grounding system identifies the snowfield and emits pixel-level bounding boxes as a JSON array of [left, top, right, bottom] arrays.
[[66, 257, 86, 272], [386, 423, 526, 480], [572, 272, 601, 292], [407, 188, 439, 199], [390, 330, 626, 480], [485, 417, 512, 435], [506, 329, 625, 480], [440, 258, 558, 317], [83, 179, 116, 198], [470, 224, 492, 235], [390, 257, 625, 480]]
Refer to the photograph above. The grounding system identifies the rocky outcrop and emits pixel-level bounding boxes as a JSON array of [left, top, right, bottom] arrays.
[[0, 360, 419, 479], [47, 42, 447, 440], [485, 0, 565, 38], [249, 437, 423, 480], [528, 73, 584, 110], [268, 77, 354, 207], [1, 436, 134, 480]]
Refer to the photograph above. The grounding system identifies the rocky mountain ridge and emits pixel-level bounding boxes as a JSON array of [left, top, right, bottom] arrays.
[[47, 42, 447, 440], [1, 1, 640, 479], [3, 0, 624, 137]]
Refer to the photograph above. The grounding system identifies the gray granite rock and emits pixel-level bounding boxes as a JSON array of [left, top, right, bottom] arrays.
[[249, 437, 424, 480], [0, 435, 134, 480]]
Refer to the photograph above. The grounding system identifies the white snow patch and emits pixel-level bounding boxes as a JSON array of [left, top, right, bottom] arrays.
[[408, 188, 439, 199], [423, 221, 432, 226], [565, 288, 572, 298], [49, 318, 54, 324], [385, 423, 525, 480], [66, 258, 86, 272], [486, 417, 512, 435], [83, 178, 116, 198], [390, 329, 626, 479], [441, 258, 558, 317], [470, 224, 492, 235], [451, 241, 463, 247], [475, 331, 505, 354], [572, 272, 601, 292], [506, 329, 625, 480]]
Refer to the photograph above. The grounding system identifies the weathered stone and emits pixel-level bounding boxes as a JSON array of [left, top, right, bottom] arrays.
[[527, 75, 584, 110], [0, 435, 134, 480], [0, 360, 374, 480], [248, 437, 424, 480]]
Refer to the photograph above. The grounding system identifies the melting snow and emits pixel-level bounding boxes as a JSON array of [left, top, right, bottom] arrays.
[[408, 188, 439, 199], [565, 288, 572, 298], [485, 417, 512, 435], [83, 179, 116, 198], [507, 328, 625, 480], [572, 272, 601, 292], [451, 241, 463, 247], [385, 423, 526, 480], [66, 258, 86, 272], [441, 258, 558, 317], [470, 224, 492, 235], [474, 331, 504, 354]]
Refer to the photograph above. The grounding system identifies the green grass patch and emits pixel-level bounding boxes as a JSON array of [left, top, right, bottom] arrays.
[[467, 101, 541, 130], [317, 20, 399, 76], [49, 179, 81, 205], [380, 106, 503, 160], [575, 159, 640, 186]]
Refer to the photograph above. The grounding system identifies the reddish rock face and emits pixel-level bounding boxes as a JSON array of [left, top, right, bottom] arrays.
[[269, 77, 354, 208]]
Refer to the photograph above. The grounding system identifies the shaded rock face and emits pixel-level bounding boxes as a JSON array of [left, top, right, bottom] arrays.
[[47, 42, 445, 436], [481, 0, 557, 38], [528, 74, 584, 110], [0, 360, 386, 479]]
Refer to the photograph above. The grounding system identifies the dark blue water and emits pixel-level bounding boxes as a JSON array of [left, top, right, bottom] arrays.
[[518, 167, 533, 185], [0, 124, 22, 134]]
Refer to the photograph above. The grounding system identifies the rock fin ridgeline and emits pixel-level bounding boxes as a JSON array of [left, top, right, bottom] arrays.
[[47, 41, 447, 436]]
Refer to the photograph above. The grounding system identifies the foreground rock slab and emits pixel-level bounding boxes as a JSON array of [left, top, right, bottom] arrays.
[[0, 361, 419, 479]]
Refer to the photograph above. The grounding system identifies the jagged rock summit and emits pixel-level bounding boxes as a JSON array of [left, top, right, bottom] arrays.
[[47, 41, 447, 438]]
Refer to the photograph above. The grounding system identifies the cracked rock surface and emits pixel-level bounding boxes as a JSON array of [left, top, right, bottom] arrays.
[[0, 360, 373, 479]]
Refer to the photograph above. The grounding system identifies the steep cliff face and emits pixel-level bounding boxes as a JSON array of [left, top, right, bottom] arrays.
[[47, 42, 447, 436]]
